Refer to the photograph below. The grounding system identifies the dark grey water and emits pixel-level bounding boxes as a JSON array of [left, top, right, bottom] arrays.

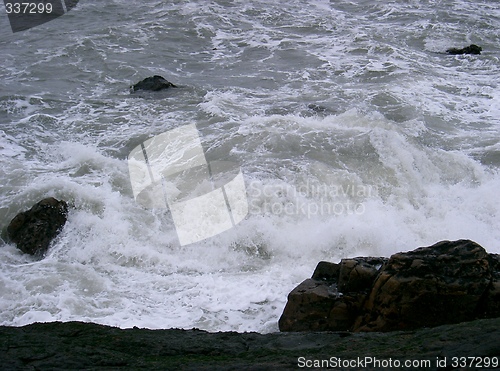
[[0, 0, 499, 333]]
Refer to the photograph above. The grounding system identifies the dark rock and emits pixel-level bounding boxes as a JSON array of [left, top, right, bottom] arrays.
[[279, 257, 386, 332], [483, 254, 500, 318], [306, 103, 336, 116], [446, 44, 482, 55], [311, 261, 340, 281], [338, 257, 387, 293], [7, 197, 68, 257], [307, 104, 327, 113], [356, 240, 492, 332], [279, 240, 500, 333], [0, 318, 499, 370], [131, 75, 177, 92], [278, 278, 349, 331]]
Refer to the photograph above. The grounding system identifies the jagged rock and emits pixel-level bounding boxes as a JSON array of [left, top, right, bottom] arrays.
[[131, 75, 177, 92], [7, 197, 68, 257], [278, 278, 343, 331], [279, 257, 387, 332], [446, 44, 482, 55], [338, 257, 387, 293], [311, 261, 340, 281], [355, 240, 493, 331], [279, 240, 500, 332], [483, 253, 500, 318]]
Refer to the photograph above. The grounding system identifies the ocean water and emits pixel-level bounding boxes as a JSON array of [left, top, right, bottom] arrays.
[[0, 0, 499, 333]]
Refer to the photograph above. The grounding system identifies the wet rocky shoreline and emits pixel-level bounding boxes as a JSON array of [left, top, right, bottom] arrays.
[[1, 318, 499, 370]]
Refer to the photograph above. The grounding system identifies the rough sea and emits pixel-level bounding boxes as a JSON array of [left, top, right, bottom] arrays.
[[1, 0, 499, 333]]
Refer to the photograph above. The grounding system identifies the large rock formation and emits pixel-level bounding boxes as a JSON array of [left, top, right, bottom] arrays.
[[446, 44, 482, 55], [131, 75, 177, 92], [279, 240, 500, 332], [7, 197, 68, 257]]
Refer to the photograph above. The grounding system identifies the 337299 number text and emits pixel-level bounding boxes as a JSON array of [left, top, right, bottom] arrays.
[[5, 2, 53, 14]]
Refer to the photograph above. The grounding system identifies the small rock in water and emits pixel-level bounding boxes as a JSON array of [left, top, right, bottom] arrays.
[[7, 197, 68, 257], [307, 104, 328, 113], [131, 75, 177, 92], [446, 44, 482, 55]]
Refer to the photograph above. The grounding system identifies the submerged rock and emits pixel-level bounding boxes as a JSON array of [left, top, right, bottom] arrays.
[[279, 240, 500, 332], [446, 44, 482, 55], [307, 103, 328, 113], [7, 197, 68, 257], [131, 75, 177, 92]]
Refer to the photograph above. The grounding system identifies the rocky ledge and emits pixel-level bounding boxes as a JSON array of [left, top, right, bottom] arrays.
[[0, 318, 499, 370], [279, 240, 500, 332]]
